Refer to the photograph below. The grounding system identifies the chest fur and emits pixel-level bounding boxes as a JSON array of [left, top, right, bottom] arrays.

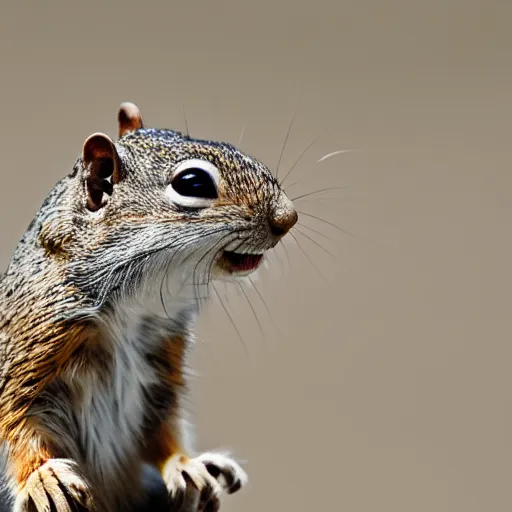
[[68, 308, 190, 482]]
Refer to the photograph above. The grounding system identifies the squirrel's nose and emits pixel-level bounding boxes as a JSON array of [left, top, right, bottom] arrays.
[[269, 196, 298, 237]]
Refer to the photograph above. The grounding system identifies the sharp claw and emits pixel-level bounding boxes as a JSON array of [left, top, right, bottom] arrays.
[[198, 482, 213, 505], [168, 486, 186, 511], [203, 463, 221, 479], [164, 452, 246, 512], [204, 497, 221, 512], [14, 460, 91, 512], [227, 478, 242, 495], [28, 478, 52, 511], [182, 469, 202, 492], [200, 455, 246, 495]]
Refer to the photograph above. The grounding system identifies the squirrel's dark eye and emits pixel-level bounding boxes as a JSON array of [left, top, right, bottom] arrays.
[[166, 159, 220, 208], [171, 169, 218, 199]]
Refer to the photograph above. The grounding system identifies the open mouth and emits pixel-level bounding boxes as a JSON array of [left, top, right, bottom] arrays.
[[218, 251, 264, 275]]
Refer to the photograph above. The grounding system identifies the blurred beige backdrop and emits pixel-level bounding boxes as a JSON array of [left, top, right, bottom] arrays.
[[1, 1, 511, 511]]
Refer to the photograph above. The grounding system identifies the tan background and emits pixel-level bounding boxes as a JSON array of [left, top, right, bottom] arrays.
[[1, 1, 511, 511]]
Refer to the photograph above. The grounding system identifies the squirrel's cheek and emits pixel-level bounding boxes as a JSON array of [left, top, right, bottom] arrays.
[[39, 220, 76, 258]]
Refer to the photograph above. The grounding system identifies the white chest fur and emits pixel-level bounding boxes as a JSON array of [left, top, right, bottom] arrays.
[[70, 257, 201, 482], [75, 309, 159, 480], [74, 294, 196, 482]]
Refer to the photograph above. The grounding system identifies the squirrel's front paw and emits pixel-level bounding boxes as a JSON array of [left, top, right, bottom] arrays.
[[162, 452, 247, 512], [14, 458, 93, 512], [195, 452, 248, 496]]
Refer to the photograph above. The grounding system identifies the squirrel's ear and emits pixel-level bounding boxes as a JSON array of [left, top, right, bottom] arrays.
[[82, 133, 122, 212], [118, 102, 144, 138]]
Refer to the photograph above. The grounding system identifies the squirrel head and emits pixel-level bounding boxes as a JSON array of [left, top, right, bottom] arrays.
[[39, 103, 298, 307]]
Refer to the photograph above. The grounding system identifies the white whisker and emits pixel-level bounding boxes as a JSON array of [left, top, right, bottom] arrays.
[[317, 149, 359, 163], [238, 123, 246, 147]]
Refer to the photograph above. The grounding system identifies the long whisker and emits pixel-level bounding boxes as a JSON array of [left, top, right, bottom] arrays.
[[159, 228, 233, 314], [238, 283, 266, 343], [162, 239, 198, 315], [297, 210, 363, 242], [212, 283, 250, 359], [248, 276, 280, 337], [297, 210, 390, 251], [182, 103, 190, 137], [294, 226, 348, 269], [279, 132, 325, 187], [289, 230, 327, 282], [279, 238, 292, 269], [317, 149, 359, 163], [160, 250, 177, 320], [285, 149, 358, 190], [297, 222, 337, 242], [291, 186, 349, 202], [238, 123, 246, 147], [276, 93, 300, 180], [161, 236, 205, 317], [191, 233, 234, 310], [299, 197, 353, 204], [268, 240, 286, 273]]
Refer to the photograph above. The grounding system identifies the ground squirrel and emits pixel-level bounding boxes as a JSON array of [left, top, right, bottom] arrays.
[[0, 103, 298, 511]]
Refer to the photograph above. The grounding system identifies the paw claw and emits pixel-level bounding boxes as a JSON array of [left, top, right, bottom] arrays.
[[14, 459, 92, 512], [201, 495, 220, 512], [197, 452, 248, 495], [163, 451, 246, 511]]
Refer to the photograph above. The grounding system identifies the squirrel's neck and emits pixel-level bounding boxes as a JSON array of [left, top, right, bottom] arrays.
[[99, 290, 199, 351]]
